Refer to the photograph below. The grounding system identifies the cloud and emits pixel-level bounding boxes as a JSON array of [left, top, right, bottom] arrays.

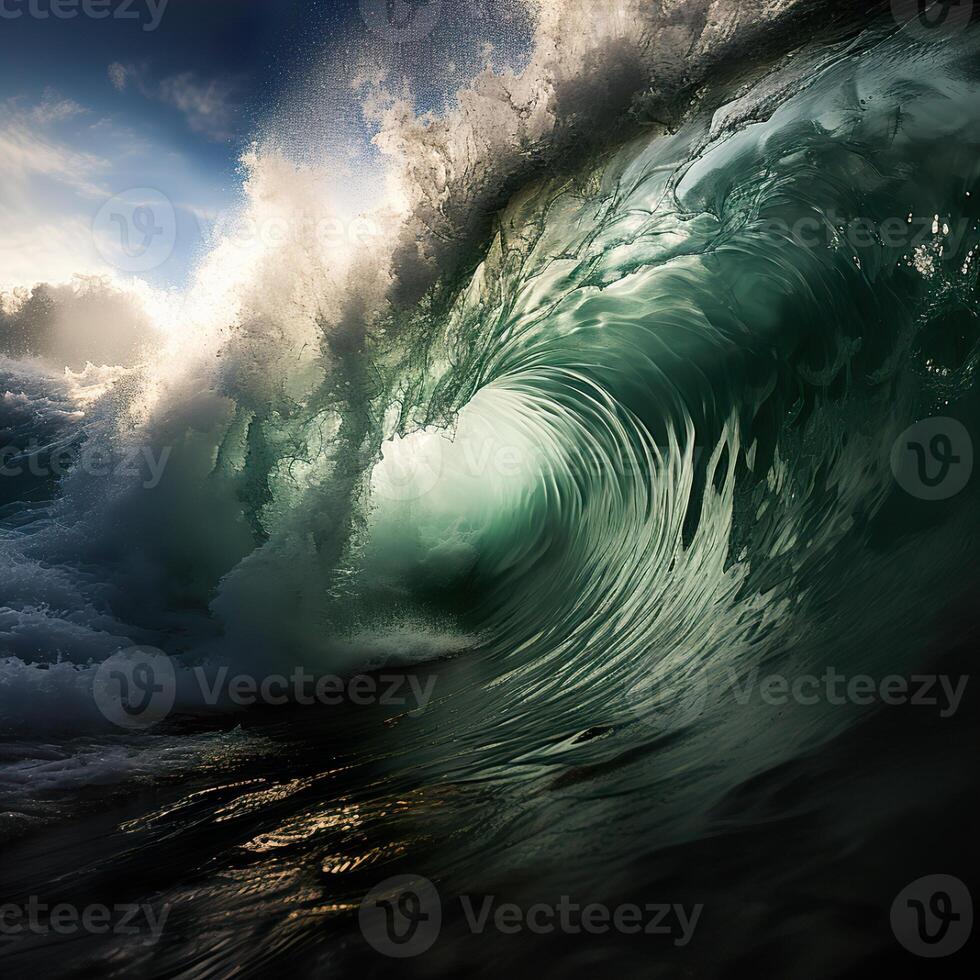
[[108, 62, 132, 92], [0, 91, 234, 291], [32, 94, 88, 126], [109, 62, 240, 142], [0, 219, 106, 292], [0, 99, 107, 200], [0, 98, 112, 287], [157, 73, 238, 142]]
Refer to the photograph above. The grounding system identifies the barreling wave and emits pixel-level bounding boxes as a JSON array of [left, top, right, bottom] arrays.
[[1, 6, 978, 770]]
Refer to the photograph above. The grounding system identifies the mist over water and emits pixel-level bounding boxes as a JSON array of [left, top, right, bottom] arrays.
[[1, 2, 979, 976]]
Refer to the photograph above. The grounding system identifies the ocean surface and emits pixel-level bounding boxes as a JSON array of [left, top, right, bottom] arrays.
[[1, 4, 978, 976]]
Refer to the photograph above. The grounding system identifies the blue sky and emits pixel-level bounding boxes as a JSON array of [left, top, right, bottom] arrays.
[[0, 0, 531, 290], [0, 0, 361, 287]]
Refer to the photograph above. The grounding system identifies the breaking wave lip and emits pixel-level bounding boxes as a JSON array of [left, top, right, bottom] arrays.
[[0, 0, 977, 803]]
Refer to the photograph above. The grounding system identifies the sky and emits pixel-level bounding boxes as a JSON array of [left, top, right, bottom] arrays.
[[0, 0, 532, 291], [0, 0, 367, 289]]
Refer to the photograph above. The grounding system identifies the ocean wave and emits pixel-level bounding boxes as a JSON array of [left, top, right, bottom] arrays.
[[0, 9, 977, 772]]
